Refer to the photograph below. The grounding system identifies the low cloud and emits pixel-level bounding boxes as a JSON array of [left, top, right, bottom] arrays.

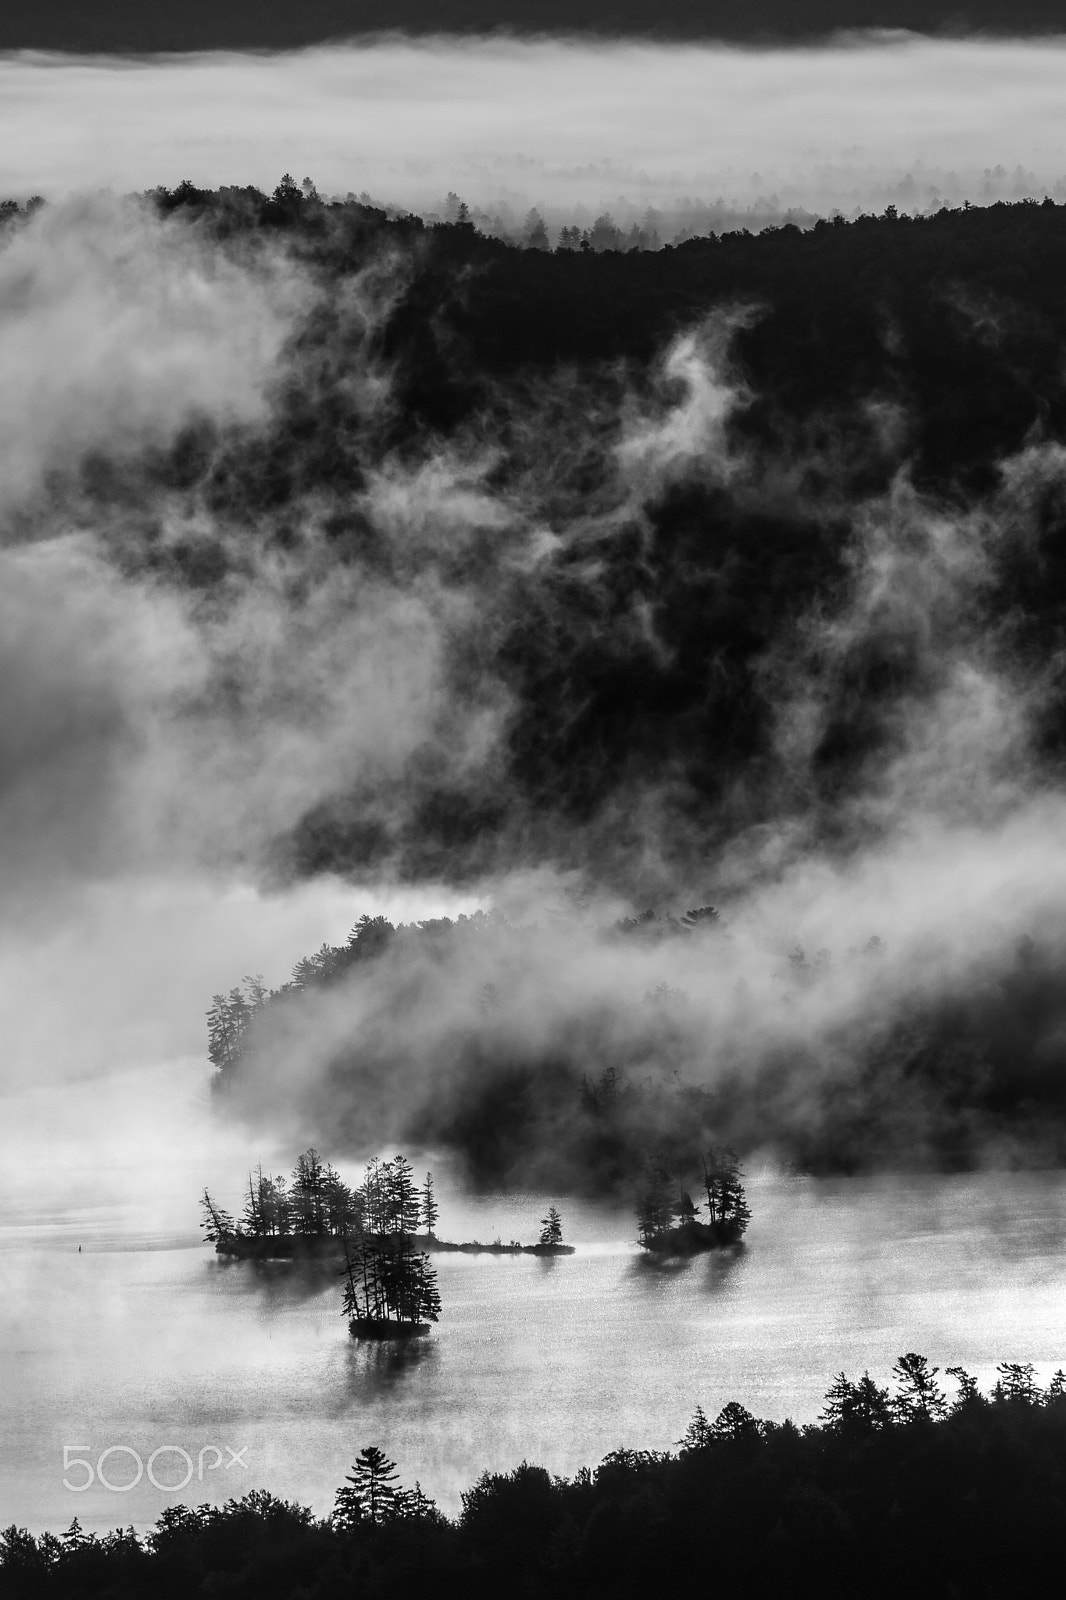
[[6, 189, 1066, 1193]]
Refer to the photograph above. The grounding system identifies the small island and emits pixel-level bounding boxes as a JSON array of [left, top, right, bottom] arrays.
[[343, 1235, 441, 1338], [636, 1148, 751, 1255], [199, 1153, 574, 1260]]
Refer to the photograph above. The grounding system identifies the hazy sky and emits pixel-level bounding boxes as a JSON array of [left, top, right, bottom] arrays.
[[2, 35, 1066, 218]]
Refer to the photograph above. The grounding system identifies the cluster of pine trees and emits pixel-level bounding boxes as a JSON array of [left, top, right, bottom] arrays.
[[206, 912, 494, 1079], [342, 1235, 442, 1329], [636, 1148, 751, 1248], [199, 1153, 438, 1245]]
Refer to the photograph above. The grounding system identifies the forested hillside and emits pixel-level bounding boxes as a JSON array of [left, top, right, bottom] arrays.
[[9, 187, 1066, 1177]]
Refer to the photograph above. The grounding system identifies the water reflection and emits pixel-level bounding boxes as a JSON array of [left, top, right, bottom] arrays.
[[699, 1246, 747, 1294], [626, 1252, 693, 1280], [345, 1337, 441, 1393], [7, 1169, 1066, 1536], [209, 1254, 342, 1306]]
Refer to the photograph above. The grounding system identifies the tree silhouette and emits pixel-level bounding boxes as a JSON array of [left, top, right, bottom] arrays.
[[711, 1401, 761, 1442], [676, 1403, 713, 1452], [523, 208, 549, 250], [198, 1188, 235, 1243], [272, 173, 302, 206], [334, 1447, 400, 1527], [539, 1205, 563, 1246], [420, 1172, 439, 1236], [892, 1353, 948, 1421]]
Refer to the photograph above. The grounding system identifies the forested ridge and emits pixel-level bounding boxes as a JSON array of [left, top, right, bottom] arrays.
[[11, 186, 1066, 1176], [7, 186, 1066, 885], [5, 1356, 1066, 1599]]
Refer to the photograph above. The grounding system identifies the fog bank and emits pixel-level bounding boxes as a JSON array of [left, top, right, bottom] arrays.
[[3, 34, 1066, 228]]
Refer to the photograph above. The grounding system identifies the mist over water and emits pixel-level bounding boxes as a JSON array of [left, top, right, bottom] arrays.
[[4, 1168, 1066, 1533], [7, 106, 1066, 1536]]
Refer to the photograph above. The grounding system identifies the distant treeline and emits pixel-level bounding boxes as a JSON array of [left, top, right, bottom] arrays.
[[5, 1354, 1066, 1599], [206, 906, 723, 1075]]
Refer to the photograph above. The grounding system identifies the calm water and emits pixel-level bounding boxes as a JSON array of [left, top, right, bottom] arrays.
[[4, 1167, 1066, 1533]]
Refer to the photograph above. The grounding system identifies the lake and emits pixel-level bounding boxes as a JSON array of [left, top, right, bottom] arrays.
[[4, 1148, 1066, 1535]]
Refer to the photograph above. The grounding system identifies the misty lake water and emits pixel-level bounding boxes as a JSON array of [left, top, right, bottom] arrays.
[[5, 1164, 1066, 1534]]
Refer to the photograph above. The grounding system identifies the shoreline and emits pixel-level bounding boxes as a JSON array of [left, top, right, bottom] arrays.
[[214, 1233, 577, 1260]]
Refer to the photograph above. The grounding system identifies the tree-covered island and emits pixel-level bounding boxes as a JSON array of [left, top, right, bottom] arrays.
[[636, 1147, 751, 1254], [342, 1234, 441, 1338], [199, 1151, 574, 1261]]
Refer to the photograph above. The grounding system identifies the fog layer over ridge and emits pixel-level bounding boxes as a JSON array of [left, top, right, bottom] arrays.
[[6, 193, 1066, 1181], [3, 35, 1066, 225]]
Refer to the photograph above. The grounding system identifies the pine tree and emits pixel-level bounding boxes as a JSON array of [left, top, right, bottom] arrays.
[[387, 1156, 420, 1235], [290, 1150, 327, 1234], [333, 1447, 400, 1527], [241, 1169, 264, 1235], [420, 1172, 439, 1236], [702, 1147, 751, 1236], [242, 974, 267, 1008], [820, 1372, 857, 1431], [821, 1371, 892, 1432], [411, 1253, 442, 1323], [947, 1366, 984, 1409], [852, 1373, 894, 1430], [676, 1403, 713, 1452], [997, 1362, 1042, 1404], [523, 207, 550, 249], [360, 1156, 385, 1235], [206, 994, 243, 1073], [322, 1166, 359, 1236], [262, 1173, 291, 1236], [711, 1402, 761, 1442], [395, 1481, 439, 1521], [272, 173, 302, 206], [891, 1353, 948, 1421], [539, 1205, 564, 1246], [635, 1168, 673, 1248], [199, 1188, 235, 1243]]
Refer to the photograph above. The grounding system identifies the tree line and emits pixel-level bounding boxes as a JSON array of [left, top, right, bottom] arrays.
[[6, 1353, 1066, 1598], [200, 1152, 439, 1244]]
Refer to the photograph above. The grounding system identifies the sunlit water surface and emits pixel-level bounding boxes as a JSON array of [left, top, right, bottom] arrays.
[[4, 1153, 1066, 1533]]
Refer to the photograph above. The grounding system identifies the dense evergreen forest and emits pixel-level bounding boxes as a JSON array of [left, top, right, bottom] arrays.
[[199, 1151, 438, 1246], [8, 185, 1066, 884], [5, 1355, 1066, 1599], [205, 902, 1066, 1183], [9, 178, 1065, 888]]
